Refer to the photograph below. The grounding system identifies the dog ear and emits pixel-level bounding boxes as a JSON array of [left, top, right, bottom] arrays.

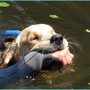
[[0, 42, 17, 68]]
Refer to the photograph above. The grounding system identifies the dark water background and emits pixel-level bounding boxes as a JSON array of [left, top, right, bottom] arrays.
[[0, 1, 90, 89]]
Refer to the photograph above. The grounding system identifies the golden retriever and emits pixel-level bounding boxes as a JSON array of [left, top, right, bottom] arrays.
[[0, 24, 68, 68]]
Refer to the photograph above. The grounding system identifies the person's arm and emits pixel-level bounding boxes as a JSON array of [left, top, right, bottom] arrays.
[[24, 48, 74, 72], [0, 49, 74, 84], [0, 51, 54, 84], [0, 49, 74, 79]]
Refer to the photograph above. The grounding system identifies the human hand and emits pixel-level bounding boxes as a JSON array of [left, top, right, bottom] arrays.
[[51, 48, 74, 72]]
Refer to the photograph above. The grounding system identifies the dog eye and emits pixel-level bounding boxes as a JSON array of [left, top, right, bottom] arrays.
[[33, 36, 39, 40]]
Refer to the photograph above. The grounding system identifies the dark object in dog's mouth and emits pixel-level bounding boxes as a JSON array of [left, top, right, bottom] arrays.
[[32, 49, 63, 71], [42, 60, 63, 71]]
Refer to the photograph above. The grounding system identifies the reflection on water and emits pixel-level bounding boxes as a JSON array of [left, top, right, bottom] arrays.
[[0, 1, 35, 33], [0, 1, 90, 89]]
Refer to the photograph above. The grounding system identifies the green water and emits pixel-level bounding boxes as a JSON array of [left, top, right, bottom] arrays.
[[0, 1, 90, 89]]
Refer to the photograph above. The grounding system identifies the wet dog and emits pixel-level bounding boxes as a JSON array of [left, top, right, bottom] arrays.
[[0, 24, 68, 68]]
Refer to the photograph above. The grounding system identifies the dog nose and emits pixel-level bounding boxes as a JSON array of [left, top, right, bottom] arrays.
[[50, 34, 63, 44]]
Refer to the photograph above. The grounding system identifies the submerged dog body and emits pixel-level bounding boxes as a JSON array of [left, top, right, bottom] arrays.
[[0, 24, 68, 68]]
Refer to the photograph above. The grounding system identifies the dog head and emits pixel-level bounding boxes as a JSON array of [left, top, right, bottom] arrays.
[[16, 24, 68, 58]]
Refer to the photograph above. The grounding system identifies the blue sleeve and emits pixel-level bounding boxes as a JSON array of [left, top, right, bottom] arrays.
[[0, 58, 37, 85], [0, 51, 52, 85], [0, 51, 62, 85]]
